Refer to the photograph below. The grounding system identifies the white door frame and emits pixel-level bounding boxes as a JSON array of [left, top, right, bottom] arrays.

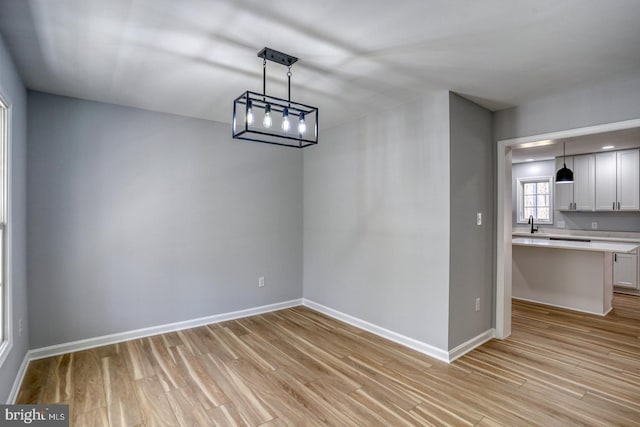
[[495, 117, 640, 339]]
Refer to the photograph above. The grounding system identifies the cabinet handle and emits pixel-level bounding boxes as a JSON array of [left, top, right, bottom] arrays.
[[615, 254, 617, 262], [613, 202, 616, 210], [618, 201, 621, 210]]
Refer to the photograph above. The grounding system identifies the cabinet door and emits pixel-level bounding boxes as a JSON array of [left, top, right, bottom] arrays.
[[595, 151, 617, 211], [613, 252, 638, 289], [616, 149, 639, 210], [573, 154, 595, 211], [555, 156, 574, 210]]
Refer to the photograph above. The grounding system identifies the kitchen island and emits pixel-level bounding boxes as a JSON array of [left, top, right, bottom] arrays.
[[512, 237, 639, 315]]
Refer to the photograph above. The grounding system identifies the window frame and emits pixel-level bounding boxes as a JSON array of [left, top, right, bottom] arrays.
[[0, 92, 10, 368], [516, 176, 554, 225]]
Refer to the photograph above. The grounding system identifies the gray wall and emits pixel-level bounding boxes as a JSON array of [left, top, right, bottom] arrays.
[[0, 35, 28, 403], [27, 92, 303, 348], [448, 93, 494, 349], [495, 73, 640, 141], [303, 92, 451, 350], [512, 159, 640, 232]]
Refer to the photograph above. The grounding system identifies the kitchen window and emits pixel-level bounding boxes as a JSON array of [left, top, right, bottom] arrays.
[[517, 176, 553, 224]]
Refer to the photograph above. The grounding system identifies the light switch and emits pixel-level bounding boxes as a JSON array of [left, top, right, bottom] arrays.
[[476, 212, 482, 226]]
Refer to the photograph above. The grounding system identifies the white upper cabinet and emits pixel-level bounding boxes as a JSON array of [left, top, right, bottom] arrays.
[[555, 156, 574, 210], [617, 149, 640, 210], [555, 154, 595, 211], [595, 151, 617, 210], [573, 154, 595, 211], [595, 149, 639, 211]]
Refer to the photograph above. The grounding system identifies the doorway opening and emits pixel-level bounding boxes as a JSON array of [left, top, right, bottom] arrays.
[[495, 118, 640, 339]]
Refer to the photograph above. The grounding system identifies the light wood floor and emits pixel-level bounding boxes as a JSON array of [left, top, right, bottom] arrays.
[[17, 294, 640, 426]]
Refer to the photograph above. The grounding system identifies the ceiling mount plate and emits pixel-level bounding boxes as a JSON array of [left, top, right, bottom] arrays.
[[257, 47, 298, 66]]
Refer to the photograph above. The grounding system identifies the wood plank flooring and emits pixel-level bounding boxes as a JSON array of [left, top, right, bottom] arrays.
[[17, 294, 640, 426]]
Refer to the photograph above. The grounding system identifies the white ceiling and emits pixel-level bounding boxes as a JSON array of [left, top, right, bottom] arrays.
[[1, 0, 640, 129]]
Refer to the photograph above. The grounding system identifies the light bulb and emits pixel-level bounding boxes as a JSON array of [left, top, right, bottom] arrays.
[[246, 100, 254, 125], [281, 108, 290, 132], [263, 103, 272, 128], [298, 112, 306, 135]]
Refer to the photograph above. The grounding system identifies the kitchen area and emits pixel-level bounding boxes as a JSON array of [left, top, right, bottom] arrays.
[[511, 127, 640, 315]]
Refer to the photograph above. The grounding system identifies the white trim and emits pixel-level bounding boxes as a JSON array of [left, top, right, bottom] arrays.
[[29, 298, 303, 360], [0, 89, 12, 368], [6, 349, 29, 403], [512, 297, 613, 317], [448, 329, 495, 362], [0, 340, 12, 371], [13, 296, 495, 401], [496, 146, 512, 339], [303, 299, 451, 362], [499, 118, 640, 146], [495, 118, 640, 340]]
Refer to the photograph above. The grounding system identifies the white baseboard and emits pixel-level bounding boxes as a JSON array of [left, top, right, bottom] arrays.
[[303, 299, 495, 363], [29, 298, 303, 361], [302, 299, 451, 362], [16, 296, 494, 401], [7, 350, 30, 403], [512, 296, 611, 316], [448, 329, 495, 362]]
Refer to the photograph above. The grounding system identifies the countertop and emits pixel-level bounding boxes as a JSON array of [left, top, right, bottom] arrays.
[[512, 237, 639, 253], [512, 228, 640, 243]]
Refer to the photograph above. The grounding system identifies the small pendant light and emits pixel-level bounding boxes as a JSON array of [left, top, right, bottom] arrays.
[[556, 142, 574, 184]]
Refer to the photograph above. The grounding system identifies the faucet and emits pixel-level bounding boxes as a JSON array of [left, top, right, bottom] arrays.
[[528, 215, 539, 234]]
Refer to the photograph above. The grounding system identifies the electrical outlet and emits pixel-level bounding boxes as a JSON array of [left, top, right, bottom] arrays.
[[476, 212, 482, 226], [18, 319, 23, 337], [475, 298, 481, 312], [258, 276, 265, 287], [591, 222, 598, 230], [557, 220, 565, 228]]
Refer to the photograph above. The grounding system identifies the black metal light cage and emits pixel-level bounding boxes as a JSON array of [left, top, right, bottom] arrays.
[[232, 47, 318, 149], [233, 91, 318, 148]]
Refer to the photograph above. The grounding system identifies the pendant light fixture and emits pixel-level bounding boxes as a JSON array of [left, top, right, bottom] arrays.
[[555, 142, 574, 184], [232, 47, 318, 148]]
